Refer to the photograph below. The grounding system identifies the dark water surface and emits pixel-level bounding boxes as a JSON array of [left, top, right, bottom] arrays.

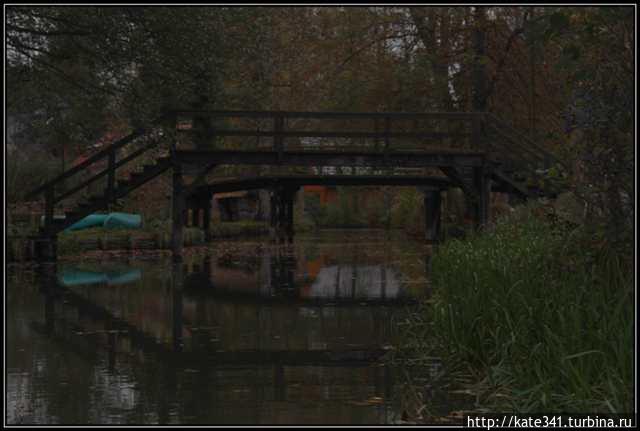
[[6, 230, 433, 425]]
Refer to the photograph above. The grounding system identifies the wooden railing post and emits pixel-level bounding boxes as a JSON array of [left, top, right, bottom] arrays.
[[166, 111, 178, 157], [107, 148, 116, 204], [472, 114, 482, 150], [384, 116, 391, 157], [44, 185, 54, 233], [473, 162, 490, 230], [274, 113, 284, 163], [171, 163, 185, 263], [422, 187, 442, 244]]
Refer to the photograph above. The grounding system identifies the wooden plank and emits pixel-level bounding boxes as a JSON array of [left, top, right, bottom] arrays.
[[171, 165, 185, 263], [178, 128, 471, 140], [205, 175, 452, 193], [175, 150, 485, 168], [171, 109, 483, 121]]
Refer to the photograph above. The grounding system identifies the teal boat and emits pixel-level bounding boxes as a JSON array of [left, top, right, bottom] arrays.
[[103, 212, 142, 229], [65, 214, 109, 231], [64, 212, 142, 232]]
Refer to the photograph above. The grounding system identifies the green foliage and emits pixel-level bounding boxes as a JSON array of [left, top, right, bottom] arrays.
[[6, 149, 61, 203], [390, 188, 423, 233], [402, 202, 633, 413], [303, 193, 327, 228], [303, 188, 370, 229]]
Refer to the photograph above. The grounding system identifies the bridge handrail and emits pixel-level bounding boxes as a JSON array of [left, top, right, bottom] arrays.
[[170, 109, 484, 121], [483, 113, 569, 171], [26, 114, 170, 199]]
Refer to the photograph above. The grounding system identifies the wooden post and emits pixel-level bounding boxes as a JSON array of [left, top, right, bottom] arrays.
[[284, 187, 296, 237], [473, 164, 490, 230], [472, 115, 482, 150], [274, 114, 284, 163], [423, 187, 442, 244], [384, 116, 391, 158], [278, 191, 286, 234], [269, 188, 281, 230], [38, 186, 58, 262], [44, 185, 54, 233], [269, 190, 276, 228], [172, 262, 184, 352], [171, 164, 185, 263], [107, 148, 116, 204], [182, 206, 189, 227], [35, 236, 57, 262], [192, 204, 201, 228], [203, 194, 212, 241]]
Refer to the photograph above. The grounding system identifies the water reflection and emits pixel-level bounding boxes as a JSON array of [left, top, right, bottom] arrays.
[[184, 240, 417, 305], [58, 266, 142, 287], [7, 231, 430, 424]]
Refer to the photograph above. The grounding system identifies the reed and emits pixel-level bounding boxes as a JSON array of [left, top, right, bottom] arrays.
[[404, 203, 633, 414]]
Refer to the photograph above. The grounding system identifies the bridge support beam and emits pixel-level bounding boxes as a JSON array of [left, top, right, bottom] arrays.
[[34, 235, 58, 262], [269, 188, 280, 231], [203, 194, 212, 240], [472, 165, 491, 230], [269, 186, 298, 239], [171, 165, 185, 263], [422, 187, 442, 244], [172, 262, 184, 353]]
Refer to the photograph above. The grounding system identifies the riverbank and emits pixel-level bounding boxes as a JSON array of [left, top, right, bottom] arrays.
[[398, 202, 633, 420], [6, 221, 270, 262]]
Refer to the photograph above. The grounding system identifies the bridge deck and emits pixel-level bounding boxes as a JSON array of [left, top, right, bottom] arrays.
[[175, 149, 486, 168], [197, 174, 453, 195]]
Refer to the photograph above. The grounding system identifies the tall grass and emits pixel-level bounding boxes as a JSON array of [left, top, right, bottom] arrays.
[[404, 203, 633, 414]]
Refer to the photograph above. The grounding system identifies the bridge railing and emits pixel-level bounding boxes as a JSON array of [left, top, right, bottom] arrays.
[[170, 110, 484, 155], [482, 113, 570, 192]]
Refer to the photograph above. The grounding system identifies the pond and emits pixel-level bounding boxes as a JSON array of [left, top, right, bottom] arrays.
[[6, 230, 436, 425]]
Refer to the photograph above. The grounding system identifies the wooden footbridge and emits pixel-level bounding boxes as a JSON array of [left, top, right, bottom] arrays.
[[27, 109, 568, 261]]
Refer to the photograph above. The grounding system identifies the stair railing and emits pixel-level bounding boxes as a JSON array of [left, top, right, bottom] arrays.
[[481, 113, 570, 194], [26, 113, 174, 233]]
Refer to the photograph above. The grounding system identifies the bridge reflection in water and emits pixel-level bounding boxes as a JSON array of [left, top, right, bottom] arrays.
[[27, 237, 426, 424]]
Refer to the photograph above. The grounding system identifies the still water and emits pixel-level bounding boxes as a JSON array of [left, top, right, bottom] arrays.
[[6, 230, 433, 425]]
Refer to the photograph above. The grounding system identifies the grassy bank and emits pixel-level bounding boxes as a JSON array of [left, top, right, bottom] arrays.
[[56, 221, 268, 255], [7, 221, 269, 261], [401, 203, 633, 416]]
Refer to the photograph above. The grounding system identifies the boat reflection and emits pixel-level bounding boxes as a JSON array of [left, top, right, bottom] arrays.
[[58, 266, 142, 287]]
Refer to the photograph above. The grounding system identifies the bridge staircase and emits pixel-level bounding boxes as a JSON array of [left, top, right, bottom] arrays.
[[481, 113, 569, 199], [26, 118, 174, 239]]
